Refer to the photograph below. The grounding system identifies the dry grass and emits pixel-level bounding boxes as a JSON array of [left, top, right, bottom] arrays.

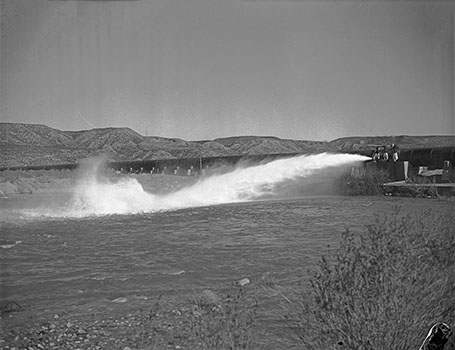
[[189, 287, 259, 350]]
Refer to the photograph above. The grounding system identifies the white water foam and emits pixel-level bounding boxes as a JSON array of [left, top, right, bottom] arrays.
[[37, 153, 369, 217]]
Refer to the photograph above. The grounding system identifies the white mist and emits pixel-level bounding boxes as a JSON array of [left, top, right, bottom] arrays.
[[47, 153, 370, 217]]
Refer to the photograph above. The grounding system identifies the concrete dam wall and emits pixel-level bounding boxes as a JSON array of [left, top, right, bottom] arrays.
[[1, 147, 454, 179], [0, 153, 301, 173]]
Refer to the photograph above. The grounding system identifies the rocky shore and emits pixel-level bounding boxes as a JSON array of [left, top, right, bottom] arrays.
[[1, 284, 262, 350], [1, 300, 197, 350]]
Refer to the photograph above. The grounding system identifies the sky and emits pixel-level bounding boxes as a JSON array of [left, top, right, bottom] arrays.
[[0, 0, 454, 141]]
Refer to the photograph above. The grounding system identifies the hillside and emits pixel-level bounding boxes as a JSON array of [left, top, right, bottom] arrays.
[[0, 122, 454, 167], [0, 123, 325, 167]]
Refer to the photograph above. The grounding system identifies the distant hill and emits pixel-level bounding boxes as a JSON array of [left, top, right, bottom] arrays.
[[0, 122, 454, 167], [0, 122, 79, 148]]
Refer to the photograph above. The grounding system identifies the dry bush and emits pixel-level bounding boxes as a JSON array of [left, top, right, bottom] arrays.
[[190, 287, 258, 350], [338, 167, 390, 196], [402, 177, 440, 198], [289, 207, 455, 350]]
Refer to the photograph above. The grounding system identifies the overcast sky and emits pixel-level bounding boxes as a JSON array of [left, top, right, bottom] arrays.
[[1, 0, 454, 141]]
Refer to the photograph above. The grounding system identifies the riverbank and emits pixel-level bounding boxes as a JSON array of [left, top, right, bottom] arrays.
[[1, 294, 208, 350], [0, 170, 75, 197], [383, 180, 455, 197]]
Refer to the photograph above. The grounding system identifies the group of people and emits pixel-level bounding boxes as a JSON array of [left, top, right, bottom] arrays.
[[372, 144, 399, 162], [116, 164, 211, 176], [149, 165, 209, 176]]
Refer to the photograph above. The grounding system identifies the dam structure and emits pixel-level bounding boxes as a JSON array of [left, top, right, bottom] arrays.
[[110, 146, 455, 180], [0, 153, 301, 174], [371, 146, 455, 182], [1, 147, 454, 187]]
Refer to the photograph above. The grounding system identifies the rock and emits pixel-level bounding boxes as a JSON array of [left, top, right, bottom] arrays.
[[111, 297, 128, 303], [0, 181, 18, 196], [200, 290, 221, 306], [172, 309, 181, 316], [192, 310, 202, 317], [236, 277, 250, 287], [419, 322, 452, 350]]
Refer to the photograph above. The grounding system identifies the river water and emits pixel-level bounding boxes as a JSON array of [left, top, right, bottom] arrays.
[[0, 154, 452, 332]]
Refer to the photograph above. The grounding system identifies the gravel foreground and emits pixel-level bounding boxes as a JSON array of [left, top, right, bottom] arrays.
[[1, 287, 275, 350], [1, 301, 200, 350]]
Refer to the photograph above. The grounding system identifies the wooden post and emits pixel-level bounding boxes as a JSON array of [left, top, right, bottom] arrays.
[[199, 152, 203, 174]]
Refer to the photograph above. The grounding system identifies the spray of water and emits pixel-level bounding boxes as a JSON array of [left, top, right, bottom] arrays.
[[37, 152, 367, 217]]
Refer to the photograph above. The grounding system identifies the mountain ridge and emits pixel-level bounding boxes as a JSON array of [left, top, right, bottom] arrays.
[[1, 122, 454, 167]]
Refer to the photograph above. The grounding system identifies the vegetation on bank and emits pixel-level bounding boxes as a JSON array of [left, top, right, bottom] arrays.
[[288, 207, 455, 349], [387, 176, 455, 198], [189, 288, 258, 350], [336, 166, 391, 196]]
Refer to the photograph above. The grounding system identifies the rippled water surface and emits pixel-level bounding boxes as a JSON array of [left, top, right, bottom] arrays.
[[1, 195, 451, 322]]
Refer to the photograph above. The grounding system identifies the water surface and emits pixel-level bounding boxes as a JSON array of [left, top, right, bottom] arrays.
[[1, 195, 449, 321]]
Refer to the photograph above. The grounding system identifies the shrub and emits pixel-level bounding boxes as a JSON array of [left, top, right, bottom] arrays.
[[289, 207, 455, 350], [189, 287, 258, 350], [401, 176, 440, 198], [338, 167, 390, 196]]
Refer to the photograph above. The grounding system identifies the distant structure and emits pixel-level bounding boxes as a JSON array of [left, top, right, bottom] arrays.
[[371, 144, 399, 162], [365, 146, 455, 195]]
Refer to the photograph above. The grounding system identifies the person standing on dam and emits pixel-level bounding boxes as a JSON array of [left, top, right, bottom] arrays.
[[391, 144, 399, 162]]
